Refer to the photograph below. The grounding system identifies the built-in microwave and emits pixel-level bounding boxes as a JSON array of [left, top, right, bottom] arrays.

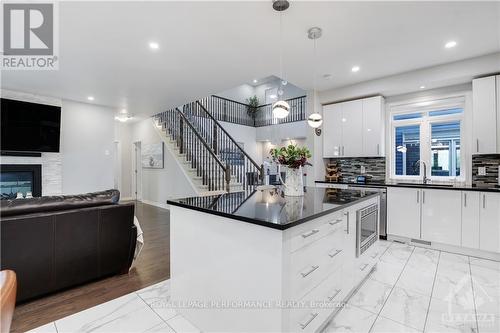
[[356, 204, 379, 257]]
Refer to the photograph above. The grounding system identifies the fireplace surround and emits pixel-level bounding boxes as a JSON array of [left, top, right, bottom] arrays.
[[0, 164, 42, 199]]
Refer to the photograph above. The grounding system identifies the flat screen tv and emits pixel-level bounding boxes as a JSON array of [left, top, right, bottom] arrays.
[[1, 98, 61, 153]]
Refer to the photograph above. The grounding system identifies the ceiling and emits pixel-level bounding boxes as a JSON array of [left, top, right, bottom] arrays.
[[2, 1, 499, 119]]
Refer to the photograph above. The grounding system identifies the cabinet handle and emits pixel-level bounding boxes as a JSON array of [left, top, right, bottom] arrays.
[[360, 263, 369, 271], [377, 144, 380, 155], [301, 265, 319, 278], [329, 219, 343, 226], [302, 229, 319, 238], [344, 212, 350, 234], [417, 191, 419, 203], [328, 249, 343, 258], [483, 194, 486, 209], [342, 146, 345, 156], [476, 139, 479, 153], [327, 289, 342, 301], [464, 193, 467, 207], [299, 313, 319, 329], [422, 191, 425, 204]]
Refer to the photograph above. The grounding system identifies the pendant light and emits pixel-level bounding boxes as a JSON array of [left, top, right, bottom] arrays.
[[307, 27, 323, 129], [272, 0, 290, 119]]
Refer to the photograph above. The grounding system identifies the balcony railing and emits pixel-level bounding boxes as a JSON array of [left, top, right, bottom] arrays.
[[199, 95, 307, 127]]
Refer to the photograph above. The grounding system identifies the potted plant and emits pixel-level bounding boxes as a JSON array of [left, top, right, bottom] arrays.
[[246, 95, 260, 119], [270, 145, 312, 196]]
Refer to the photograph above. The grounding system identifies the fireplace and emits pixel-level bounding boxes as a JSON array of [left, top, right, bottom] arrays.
[[0, 164, 42, 199]]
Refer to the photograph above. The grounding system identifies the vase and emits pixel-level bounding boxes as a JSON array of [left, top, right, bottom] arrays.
[[278, 165, 304, 196]]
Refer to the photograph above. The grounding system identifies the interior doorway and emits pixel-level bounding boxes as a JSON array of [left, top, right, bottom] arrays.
[[132, 141, 142, 201]]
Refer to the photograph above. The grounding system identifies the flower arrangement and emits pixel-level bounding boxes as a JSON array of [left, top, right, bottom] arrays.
[[270, 144, 312, 169]]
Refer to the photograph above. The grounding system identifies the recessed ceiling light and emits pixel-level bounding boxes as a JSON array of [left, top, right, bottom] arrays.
[[149, 42, 159, 50], [120, 108, 127, 114], [445, 40, 457, 49], [253, 79, 258, 83], [420, 85, 426, 89], [87, 96, 94, 101], [351, 66, 360, 73]]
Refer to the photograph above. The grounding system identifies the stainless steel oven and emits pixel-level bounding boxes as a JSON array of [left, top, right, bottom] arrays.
[[356, 204, 379, 257]]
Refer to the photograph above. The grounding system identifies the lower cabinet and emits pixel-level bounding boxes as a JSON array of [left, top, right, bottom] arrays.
[[421, 189, 462, 246], [461, 192, 480, 249], [387, 186, 500, 254], [479, 192, 500, 253], [387, 187, 421, 239]]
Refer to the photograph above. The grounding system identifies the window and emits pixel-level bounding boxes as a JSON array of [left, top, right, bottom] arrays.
[[391, 98, 465, 181]]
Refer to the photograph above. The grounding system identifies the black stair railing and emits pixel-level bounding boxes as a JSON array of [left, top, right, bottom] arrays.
[[181, 100, 264, 191], [155, 108, 231, 192]]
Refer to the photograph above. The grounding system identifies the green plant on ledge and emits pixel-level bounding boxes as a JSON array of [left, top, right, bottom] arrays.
[[270, 144, 312, 169], [246, 95, 260, 119]]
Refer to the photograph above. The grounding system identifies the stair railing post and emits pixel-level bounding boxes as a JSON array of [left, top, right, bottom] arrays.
[[179, 116, 184, 154], [225, 163, 231, 192], [260, 164, 265, 185], [213, 124, 218, 154]]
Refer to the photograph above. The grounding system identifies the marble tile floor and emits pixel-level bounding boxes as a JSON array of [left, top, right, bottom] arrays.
[[28, 241, 499, 333]]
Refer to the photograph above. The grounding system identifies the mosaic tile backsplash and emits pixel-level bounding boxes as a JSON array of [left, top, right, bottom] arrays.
[[327, 157, 386, 183], [472, 154, 500, 187]]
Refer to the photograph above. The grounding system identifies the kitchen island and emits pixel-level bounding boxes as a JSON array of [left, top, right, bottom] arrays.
[[167, 187, 383, 332]]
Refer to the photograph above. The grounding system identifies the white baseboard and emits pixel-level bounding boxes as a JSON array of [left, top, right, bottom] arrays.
[[140, 199, 170, 210], [120, 197, 135, 202], [387, 234, 500, 261]]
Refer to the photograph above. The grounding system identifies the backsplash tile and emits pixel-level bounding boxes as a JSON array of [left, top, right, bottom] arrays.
[[327, 157, 386, 183], [472, 154, 500, 187]]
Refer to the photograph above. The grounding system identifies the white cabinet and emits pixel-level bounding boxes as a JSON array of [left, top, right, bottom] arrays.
[[461, 191, 480, 249], [387, 187, 421, 239], [421, 189, 462, 246], [472, 76, 499, 154], [479, 192, 500, 253], [322, 103, 343, 157], [322, 96, 384, 158], [341, 100, 363, 157], [363, 96, 385, 156]]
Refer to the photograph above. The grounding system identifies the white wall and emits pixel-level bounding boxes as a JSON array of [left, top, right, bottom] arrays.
[[127, 119, 197, 206], [216, 84, 255, 104], [61, 100, 116, 194]]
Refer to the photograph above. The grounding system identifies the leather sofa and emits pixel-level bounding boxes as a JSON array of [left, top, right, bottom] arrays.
[[0, 190, 137, 303]]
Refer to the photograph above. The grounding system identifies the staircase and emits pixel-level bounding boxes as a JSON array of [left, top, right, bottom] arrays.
[[155, 103, 263, 195]]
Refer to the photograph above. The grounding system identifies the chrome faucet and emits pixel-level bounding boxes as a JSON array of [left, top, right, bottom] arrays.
[[414, 160, 430, 184]]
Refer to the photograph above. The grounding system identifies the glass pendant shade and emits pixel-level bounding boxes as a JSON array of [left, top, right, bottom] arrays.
[[307, 113, 323, 128], [272, 100, 290, 119]]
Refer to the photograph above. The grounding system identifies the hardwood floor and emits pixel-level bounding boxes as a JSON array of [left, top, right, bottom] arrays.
[[11, 202, 170, 333]]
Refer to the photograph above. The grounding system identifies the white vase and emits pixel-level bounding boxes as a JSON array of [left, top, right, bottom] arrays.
[[279, 165, 304, 196]]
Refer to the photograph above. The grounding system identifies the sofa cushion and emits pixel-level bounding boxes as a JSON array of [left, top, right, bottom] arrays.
[[0, 189, 120, 217]]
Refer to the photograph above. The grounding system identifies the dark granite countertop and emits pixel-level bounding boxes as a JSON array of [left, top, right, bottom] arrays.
[[315, 180, 500, 193], [167, 187, 380, 230]]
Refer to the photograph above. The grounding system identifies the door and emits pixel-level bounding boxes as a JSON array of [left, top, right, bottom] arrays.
[[472, 76, 497, 154], [479, 192, 500, 253], [341, 100, 363, 157], [132, 142, 142, 201], [421, 189, 462, 246], [387, 187, 421, 239], [461, 191, 480, 249], [323, 103, 343, 157], [362, 96, 384, 157]]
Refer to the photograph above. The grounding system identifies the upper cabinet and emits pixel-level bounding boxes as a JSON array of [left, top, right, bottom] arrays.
[[322, 96, 385, 158], [472, 75, 500, 154]]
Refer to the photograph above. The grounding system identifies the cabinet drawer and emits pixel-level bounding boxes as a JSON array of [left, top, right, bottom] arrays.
[[289, 268, 344, 332], [288, 230, 345, 300], [289, 212, 345, 253]]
